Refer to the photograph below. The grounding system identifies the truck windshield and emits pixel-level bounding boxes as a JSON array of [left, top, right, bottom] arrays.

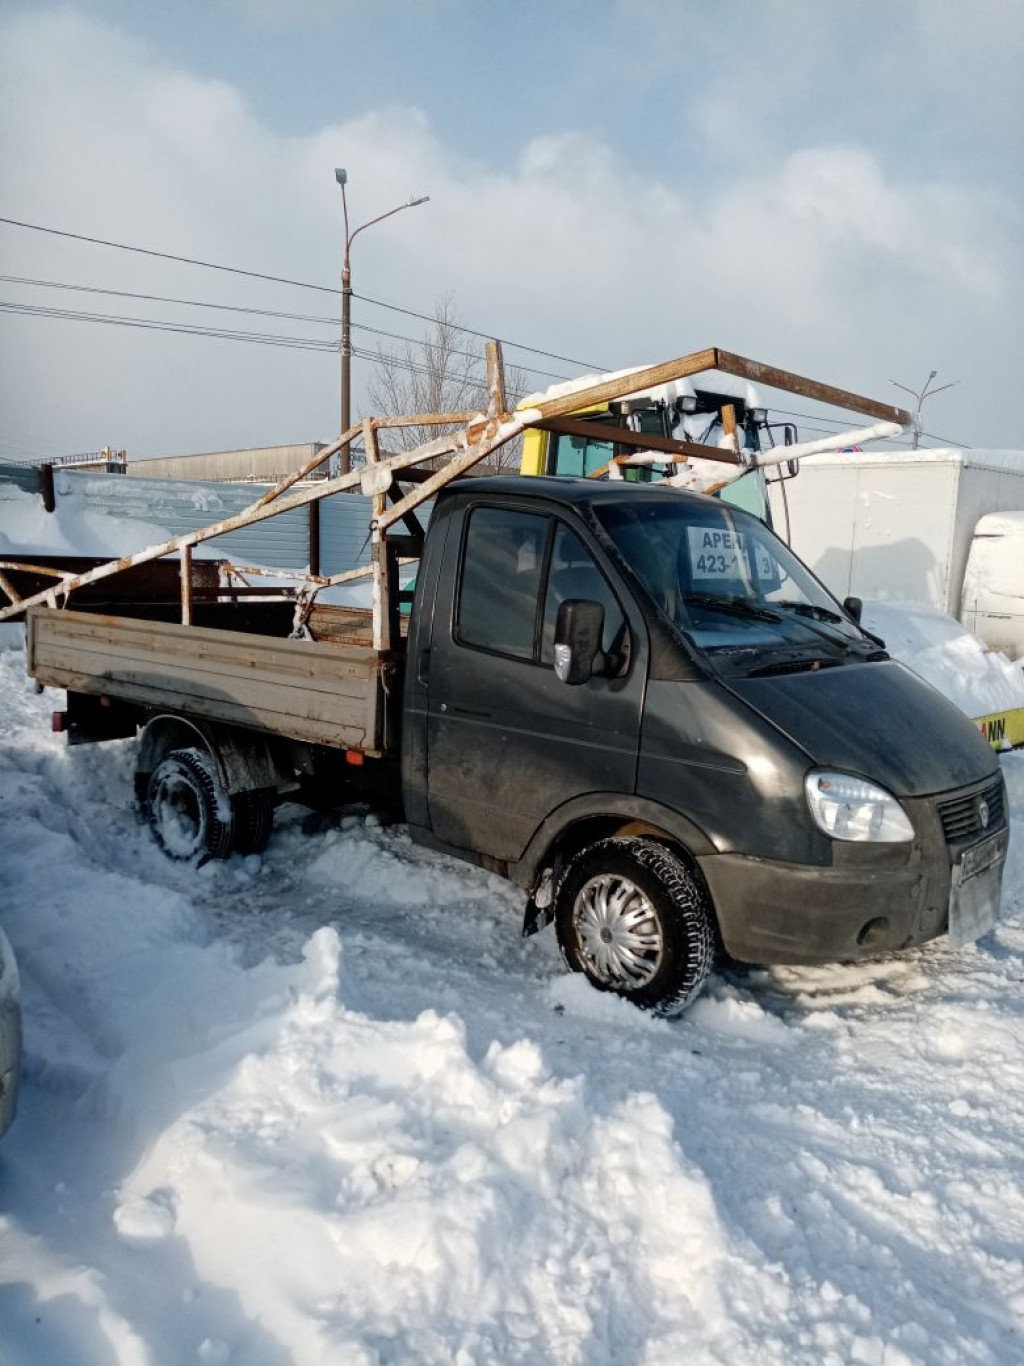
[[595, 497, 880, 672]]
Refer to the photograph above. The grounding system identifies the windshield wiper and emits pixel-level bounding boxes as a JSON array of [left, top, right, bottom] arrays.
[[682, 593, 782, 623], [742, 656, 845, 678], [770, 598, 888, 655], [772, 599, 844, 624]]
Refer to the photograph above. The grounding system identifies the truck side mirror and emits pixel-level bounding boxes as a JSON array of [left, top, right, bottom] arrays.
[[843, 595, 863, 624], [553, 600, 604, 685]]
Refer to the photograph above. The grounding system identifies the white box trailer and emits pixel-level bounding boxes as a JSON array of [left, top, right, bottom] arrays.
[[768, 448, 1024, 660]]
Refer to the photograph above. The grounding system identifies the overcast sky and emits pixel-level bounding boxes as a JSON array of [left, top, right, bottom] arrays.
[[0, 0, 1021, 460]]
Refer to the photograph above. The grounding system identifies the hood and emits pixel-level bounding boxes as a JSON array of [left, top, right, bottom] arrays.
[[729, 660, 998, 797]]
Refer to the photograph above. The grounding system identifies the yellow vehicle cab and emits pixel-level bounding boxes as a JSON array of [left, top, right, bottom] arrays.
[[517, 377, 796, 526]]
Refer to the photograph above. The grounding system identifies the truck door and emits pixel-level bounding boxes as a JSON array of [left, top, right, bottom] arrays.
[[424, 499, 645, 861]]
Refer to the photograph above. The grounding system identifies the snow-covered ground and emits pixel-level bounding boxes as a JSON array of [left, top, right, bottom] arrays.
[[1, 621, 1023, 1365]]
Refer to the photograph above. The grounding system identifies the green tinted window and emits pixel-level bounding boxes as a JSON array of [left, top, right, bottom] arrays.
[[551, 431, 615, 477], [719, 470, 769, 520]]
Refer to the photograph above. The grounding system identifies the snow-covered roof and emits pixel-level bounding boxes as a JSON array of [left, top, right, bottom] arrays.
[[796, 448, 1024, 475], [520, 366, 762, 412]]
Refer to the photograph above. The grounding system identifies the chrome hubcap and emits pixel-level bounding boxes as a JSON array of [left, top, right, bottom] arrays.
[[573, 874, 663, 987]]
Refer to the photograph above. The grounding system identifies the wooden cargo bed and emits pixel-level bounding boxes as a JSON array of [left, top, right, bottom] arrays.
[[27, 606, 394, 754]]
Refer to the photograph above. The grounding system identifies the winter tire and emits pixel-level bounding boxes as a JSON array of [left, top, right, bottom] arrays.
[[146, 747, 234, 863], [231, 788, 275, 856], [555, 837, 714, 1016]]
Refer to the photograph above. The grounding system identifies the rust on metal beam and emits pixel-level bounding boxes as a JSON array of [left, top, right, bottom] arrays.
[[255, 424, 361, 509], [529, 348, 720, 421], [376, 424, 521, 531], [312, 564, 375, 589], [365, 419, 390, 655], [220, 564, 331, 585], [720, 403, 741, 458], [371, 411, 478, 429], [0, 561, 67, 579], [715, 351, 913, 426], [180, 545, 193, 626], [536, 415, 740, 464], [0, 569, 22, 605], [376, 346, 516, 532], [486, 340, 507, 419]]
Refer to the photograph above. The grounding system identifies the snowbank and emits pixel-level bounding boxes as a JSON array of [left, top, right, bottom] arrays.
[[863, 600, 1024, 718], [0, 483, 182, 561]]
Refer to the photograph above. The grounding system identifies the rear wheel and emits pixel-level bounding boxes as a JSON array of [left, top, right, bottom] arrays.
[[146, 748, 234, 863], [231, 788, 275, 855], [555, 837, 714, 1016]]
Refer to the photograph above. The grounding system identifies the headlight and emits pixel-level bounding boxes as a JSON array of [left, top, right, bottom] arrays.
[[804, 770, 914, 843]]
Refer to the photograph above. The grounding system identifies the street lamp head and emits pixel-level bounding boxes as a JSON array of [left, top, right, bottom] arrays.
[[407, 195, 430, 207], [335, 168, 347, 185]]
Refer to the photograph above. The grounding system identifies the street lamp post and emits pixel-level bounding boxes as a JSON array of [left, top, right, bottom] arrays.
[[890, 370, 959, 450], [335, 169, 429, 474]]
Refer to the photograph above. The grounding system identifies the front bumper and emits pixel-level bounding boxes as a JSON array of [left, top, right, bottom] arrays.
[[698, 776, 1009, 966]]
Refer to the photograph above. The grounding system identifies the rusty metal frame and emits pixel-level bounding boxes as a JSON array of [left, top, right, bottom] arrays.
[[0, 342, 911, 644]]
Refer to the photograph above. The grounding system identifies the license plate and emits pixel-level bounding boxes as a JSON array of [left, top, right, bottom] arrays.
[[948, 829, 1009, 948], [960, 829, 1008, 881]]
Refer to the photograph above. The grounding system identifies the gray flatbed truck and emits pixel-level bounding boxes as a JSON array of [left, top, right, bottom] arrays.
[[6, 347, 1011, 1014]]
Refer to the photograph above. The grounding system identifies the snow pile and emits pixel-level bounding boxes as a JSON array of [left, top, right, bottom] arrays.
[[864, 600, 1024, 718], [0, 482, 181, 560], [112, 929, 783, 1364]]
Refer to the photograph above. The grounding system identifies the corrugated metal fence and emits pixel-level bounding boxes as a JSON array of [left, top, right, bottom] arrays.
[[0, 464, 43, 495]]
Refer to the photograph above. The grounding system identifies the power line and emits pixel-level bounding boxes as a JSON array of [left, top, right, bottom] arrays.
[[0, 299, 507, 397], [0, 215, 340, 294], [0, 272, 339, 325], [0, 300, 337, 351], [768, 406, 858, 428], [351, 291, 606, 371], [0, 214, 608, 371], [921, 430, 971, 448], [0, 271, 576, 382]]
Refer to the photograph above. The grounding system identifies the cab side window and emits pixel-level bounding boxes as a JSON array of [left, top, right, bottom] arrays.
[[457, 507, 548, 660], [540, 524, 625, 663], [457, 506, 627, 669]]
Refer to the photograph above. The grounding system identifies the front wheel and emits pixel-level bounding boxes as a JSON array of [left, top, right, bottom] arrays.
[[555, 837, 714, 1016]]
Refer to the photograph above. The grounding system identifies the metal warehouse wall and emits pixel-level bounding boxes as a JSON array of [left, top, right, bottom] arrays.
[[48, 470, 428, 575], [126, 443, 327, 483], [0, 466, 42, 496]]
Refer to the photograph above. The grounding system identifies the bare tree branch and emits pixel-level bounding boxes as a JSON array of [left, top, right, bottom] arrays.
[[367, 296, 526, 470]]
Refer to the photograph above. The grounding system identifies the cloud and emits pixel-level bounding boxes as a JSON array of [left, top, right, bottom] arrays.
[[0, 6, 1019, 459]]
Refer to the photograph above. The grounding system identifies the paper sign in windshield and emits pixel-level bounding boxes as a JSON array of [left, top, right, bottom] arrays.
[[686, 526, 774, 583]]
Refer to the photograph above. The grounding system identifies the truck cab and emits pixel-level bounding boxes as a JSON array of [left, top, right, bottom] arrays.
[[402, 476, 1008, 1014]]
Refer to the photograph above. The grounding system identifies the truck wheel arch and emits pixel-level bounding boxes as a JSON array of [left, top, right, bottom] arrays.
[[135, 714, 289, 805], [512, 793, 718, 887]]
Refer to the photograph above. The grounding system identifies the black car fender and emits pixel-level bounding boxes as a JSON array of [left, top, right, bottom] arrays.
[[510, 790, 718, 891]]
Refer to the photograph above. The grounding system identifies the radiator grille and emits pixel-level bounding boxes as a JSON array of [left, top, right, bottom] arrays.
[[937, 780, 1005, 845]]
